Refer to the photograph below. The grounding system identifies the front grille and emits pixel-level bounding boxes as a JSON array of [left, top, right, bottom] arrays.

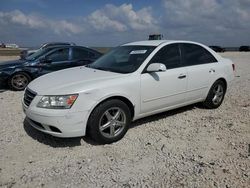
[[24, 88, 37, 107]]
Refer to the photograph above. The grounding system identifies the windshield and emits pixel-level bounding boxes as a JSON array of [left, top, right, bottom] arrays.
[[88, 45, 156, 73], [26, 48, 52, 61]]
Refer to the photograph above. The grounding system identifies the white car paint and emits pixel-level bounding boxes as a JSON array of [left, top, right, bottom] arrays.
[[22, 40, 234, 138]]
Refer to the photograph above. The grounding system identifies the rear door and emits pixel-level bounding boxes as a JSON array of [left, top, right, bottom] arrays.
[[180, 43, 218, 101], [140, 43, 188, 114], [71, 47, 100, 67]]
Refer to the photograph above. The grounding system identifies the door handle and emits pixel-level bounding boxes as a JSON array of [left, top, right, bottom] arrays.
[[178, 74, 186, 79], [209, 68, 215, 73]]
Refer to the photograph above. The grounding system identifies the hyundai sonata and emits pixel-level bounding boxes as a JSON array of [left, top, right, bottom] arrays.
[[22, 40, 235, 144]]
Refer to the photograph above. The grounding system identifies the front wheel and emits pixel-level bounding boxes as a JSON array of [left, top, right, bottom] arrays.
[[87, 99, 131, 144], [8, 72, 31, 91], [203, 80, 226, 109]]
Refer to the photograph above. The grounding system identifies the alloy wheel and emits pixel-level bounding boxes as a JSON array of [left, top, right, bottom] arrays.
[[11, 74, 29, 90], [99, 107, 126, 138], [212, 84, 224, 105]]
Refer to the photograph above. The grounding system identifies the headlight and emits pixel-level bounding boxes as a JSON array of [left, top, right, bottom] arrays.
[[37, 94, 78, 109]]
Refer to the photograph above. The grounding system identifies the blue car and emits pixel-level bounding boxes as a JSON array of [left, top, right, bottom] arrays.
[[0, 45, 102, 90]]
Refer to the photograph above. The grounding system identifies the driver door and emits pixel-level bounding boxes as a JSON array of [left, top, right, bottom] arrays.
[[140, 43, 188, 114], [38, 48, 70, 75]]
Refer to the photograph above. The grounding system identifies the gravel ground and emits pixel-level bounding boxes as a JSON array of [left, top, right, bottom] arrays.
[[0, 56, 19, 62], [0, 52, 249, 188]]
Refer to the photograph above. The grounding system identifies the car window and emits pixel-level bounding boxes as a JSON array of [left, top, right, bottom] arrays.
[[181, 43, 217, 66], [88, 51, 96, 58], [26, 48, 52, 61], [72, 48, 89, 60], [46, 48, 69, 62], [149, 44, 181, 69]]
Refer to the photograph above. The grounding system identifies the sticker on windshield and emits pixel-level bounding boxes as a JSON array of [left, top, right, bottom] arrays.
[[130, 50, 147, 54]]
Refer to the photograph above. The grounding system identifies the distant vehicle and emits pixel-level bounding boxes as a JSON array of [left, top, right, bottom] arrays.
[[148, 34, 163, 40], [239, 46, 250, 52], [22, 40, 235, 144], [209, 46, 225, 53], [0, 45, 102, 90], [0, 43, 6, 48], [5, 43, 19, 48], [20, 42, 75, 59]]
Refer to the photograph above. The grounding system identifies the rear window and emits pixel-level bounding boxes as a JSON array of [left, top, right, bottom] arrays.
[[72, 48, 89, 60], [181, 43, 217, 66]]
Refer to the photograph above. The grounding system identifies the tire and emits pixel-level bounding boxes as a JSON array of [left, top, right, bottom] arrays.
[[8, 72, 31, 91], [87, 99, 131, 144], [203, 80, 226, 109]]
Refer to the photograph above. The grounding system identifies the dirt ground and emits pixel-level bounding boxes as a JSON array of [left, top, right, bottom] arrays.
[[0, 52, 249, 188]]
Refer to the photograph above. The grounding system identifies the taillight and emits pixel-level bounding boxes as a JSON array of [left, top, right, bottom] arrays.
[[232, 64, 235, 71]]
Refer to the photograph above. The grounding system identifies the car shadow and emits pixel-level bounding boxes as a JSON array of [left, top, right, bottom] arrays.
[[0, 84, 8, 93], [23, 104, 203, 147]]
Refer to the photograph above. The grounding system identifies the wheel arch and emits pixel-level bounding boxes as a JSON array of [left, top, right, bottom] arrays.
[[10, 70, 33, 80], [91, 95, 135, 119], [216, 77, 227, 91]]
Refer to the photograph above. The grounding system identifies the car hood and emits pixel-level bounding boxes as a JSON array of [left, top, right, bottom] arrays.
[[28, 67, 129, 95], [0, 59, 26, 69]]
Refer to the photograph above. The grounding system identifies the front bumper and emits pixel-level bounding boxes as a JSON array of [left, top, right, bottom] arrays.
[[22, 99, 89, 138]]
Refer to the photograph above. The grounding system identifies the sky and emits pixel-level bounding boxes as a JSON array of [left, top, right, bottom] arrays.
[[0, 0, 250, 47]]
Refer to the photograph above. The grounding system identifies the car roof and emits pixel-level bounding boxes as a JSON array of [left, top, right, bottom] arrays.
[[42, 42, 75, 45], [45, 45, 88, 49], [44, 45, 102, 54], [123, 40, 223, 61], [44, 45, 71, 50], [123, 40, 172, 46], [122, 40, 205, 47]]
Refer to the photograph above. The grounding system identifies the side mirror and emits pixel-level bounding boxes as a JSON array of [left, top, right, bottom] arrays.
[[39, 56, 52, 64], [146, 63, 166, 72]]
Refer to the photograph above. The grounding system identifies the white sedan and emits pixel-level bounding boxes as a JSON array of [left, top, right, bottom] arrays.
[[22, 40, 235, 144]]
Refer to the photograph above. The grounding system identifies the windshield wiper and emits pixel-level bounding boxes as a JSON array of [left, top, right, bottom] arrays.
[[88, 66, 113, 72], [86, 65, 123, 73], [95, 67, 112, 72]]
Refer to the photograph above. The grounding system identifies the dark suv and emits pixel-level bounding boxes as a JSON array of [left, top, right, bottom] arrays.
[[0, 46, 102, 90], [239, 46, 250, 52], [209, 46, 225, 52]]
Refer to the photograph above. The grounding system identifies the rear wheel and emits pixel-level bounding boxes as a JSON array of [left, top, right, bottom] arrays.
[[8, 72, 31, 91], [203, 80, 226, 109], [87, 99, 131, 144]]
